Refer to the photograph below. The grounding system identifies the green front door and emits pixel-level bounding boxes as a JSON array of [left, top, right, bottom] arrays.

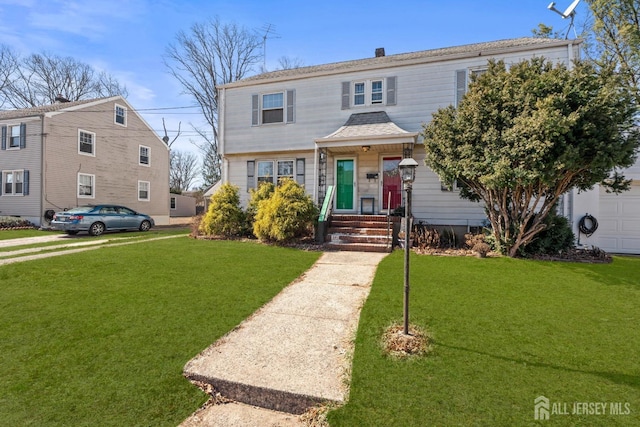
[[336, 159, 354, 210]]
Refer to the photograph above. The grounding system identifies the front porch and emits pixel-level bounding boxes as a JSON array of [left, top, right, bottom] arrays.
[[314, 111, 419, 216]]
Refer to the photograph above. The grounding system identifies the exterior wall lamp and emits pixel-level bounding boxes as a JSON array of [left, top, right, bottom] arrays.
[[361, 145, 371, 152]]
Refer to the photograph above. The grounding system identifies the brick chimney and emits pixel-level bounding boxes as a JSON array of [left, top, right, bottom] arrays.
[[54, 94, 70, 103], [375, 47, 385, 58]]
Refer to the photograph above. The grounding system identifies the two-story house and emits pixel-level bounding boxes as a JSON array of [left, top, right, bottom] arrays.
[[0, 96, 170, 227], [218, 37, 640, 254]]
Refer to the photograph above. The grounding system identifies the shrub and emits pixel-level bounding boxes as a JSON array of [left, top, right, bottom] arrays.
[[246, 182, 275, 231], [199, 184, 245, 237], [465, 233, 491, 258], [0, 217, 35, 229], [253, 179, 318, 243], [521, 209, 575, 256]]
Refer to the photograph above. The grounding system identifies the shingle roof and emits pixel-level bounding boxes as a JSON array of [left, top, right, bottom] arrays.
[[227, 37, 581, 87], [0, 97, 114, 120], [321, 111, 416, 140]]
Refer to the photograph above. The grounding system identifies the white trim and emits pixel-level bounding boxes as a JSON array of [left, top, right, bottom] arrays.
[[78, 129, 96, 157], [261, 91, 285, 124], [138, 180, 150, 201], [351, 79, 385, 107], [77, 173, 95, 198], [7, 124, 22, 149], [2, 169, 24, 195], [139, 144, 150, 166], [114, 103, 127, 127]]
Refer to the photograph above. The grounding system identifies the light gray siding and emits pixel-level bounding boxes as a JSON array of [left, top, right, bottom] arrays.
[[220, 40, 577, 226]]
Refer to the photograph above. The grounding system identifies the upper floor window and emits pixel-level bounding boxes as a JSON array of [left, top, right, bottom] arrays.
[[139, 145, 150, 166], [251, 90, 295, 126], [455, 67, 488, 107], [354, 83, 365, 106], [2, 170, 27, 195], [115, 104, 127, 126], [78, 130, 95, 156], [1, 123, 26, 150], [262, 93, 284, 124], [371, 80, 383, 104], [78, 173, 95, 198], [138, 181, 150, 201], [342, 77, 396, 110]]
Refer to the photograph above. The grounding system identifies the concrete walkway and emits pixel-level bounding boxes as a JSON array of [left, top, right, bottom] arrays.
[[180, 251, 388, 426]]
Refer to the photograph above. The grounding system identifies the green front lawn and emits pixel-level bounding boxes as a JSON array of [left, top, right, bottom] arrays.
[[329, 254, 640, 426], [0, 238, 320, 426]]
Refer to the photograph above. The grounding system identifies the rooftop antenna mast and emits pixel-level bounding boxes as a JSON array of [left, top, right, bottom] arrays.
[[260, 23, 281, 71], [547, 0, 581, 39]]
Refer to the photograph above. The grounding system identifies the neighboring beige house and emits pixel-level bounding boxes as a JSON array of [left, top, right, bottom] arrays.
[[170, 193, 196, 217], [217, 37, 640, 253], [0, 96, 170, 227]]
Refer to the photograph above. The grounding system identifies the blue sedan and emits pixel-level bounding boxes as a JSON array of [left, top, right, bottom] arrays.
[[51, 205, 154, 236]]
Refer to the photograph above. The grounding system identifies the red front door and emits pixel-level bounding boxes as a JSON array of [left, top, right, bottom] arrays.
[[382, 157, 402, 211]]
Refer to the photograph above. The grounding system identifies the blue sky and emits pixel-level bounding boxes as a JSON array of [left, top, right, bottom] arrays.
[[0, 0, 588, 166]]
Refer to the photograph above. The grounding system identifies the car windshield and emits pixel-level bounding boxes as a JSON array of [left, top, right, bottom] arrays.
[[64, 206, 95, 214]]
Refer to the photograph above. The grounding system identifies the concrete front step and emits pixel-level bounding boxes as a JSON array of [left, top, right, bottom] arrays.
[[325, 242, 390, 252]]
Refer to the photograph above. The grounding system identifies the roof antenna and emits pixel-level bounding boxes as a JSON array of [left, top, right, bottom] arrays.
[[260, 23, 280, 72], [547, 0, 581, 39]]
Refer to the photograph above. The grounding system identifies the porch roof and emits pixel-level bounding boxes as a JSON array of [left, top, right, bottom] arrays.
[[315, 111, 418, 148]]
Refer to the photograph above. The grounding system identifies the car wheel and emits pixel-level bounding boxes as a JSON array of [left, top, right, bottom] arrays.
[[139, 220, 151, 232], [66, 231, 79, 235], [89, 222, 105, 236]]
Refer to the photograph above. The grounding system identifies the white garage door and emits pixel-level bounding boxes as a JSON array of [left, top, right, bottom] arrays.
[[598, 182, 640, 254]]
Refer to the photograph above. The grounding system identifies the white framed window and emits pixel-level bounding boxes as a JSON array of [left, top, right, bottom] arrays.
[[2, 170, 24, 195], [9, 125, 21, 149], [262, 92, 284, 124], [249, 158, 305, 190], [352, 79, 384, 107], [371, 80, 383, 104], [257, 161, 274, 184], [2, 123, 26, 150], [138, 181, 150, 201], [139, 145, 150, 166], [115, 104, 127, 126], [78, 129, 95, 156], [78, 173, 95, 198], [354, 82, 365, 106], [277, 160, 294, 183], [170, 196, 176, 210]]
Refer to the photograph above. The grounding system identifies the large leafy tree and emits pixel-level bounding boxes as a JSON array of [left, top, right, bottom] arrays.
[[422, 58, 639, 257], [586, 0, 640, 103]]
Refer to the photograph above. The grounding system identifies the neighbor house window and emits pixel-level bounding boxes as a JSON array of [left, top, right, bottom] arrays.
[[2, 170, 24, 195], [139, 145, 150, 166], [115, 104, 127, 126], [78, 173, 95, 198], [262, 93, 284, 124], [78, 130, 95, 156], [170, 196, 176, 210], [138, 181, 150, 201], [1, 123, 26, 150], [9, 125, 21, 148]]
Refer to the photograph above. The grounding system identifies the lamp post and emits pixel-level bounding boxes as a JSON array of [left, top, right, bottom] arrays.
[[398, 157, 418, 335]]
